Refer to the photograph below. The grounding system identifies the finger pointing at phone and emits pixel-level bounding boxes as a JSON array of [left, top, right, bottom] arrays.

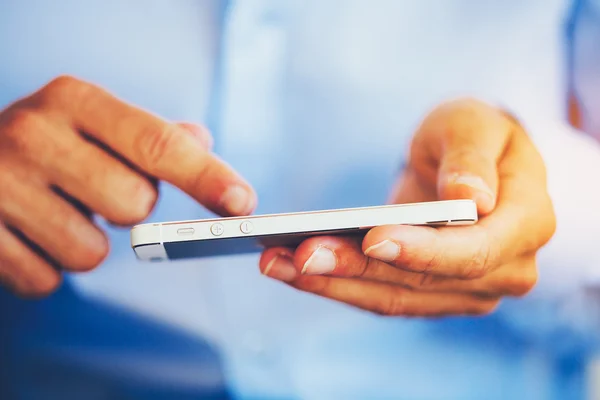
[[260, 99, 556, 317], [0, 75, 256, 297]]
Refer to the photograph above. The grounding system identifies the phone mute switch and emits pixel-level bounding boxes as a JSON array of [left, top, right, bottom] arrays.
[[177, 228, 195, 236]]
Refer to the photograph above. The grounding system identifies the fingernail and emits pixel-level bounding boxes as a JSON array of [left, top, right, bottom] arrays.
[[448, 174, 493, 195], [220, 185, 255, 215], [449, 174, 495, 197], [302, 246, 337, 275], [448, 173, 495, 208], [364, 240, 400, 262], [263, 254, 297, 282]]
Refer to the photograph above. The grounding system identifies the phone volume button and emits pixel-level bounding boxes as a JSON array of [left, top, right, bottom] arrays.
[[240, 220, 253, 234], [210, 223, 224, 236]]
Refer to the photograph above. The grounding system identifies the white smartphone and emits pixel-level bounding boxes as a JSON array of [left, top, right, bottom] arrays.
[[130, 199, 477, 262]]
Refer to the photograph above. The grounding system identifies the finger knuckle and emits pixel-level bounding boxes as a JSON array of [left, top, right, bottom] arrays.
[[136, 123, 183, 171], [422, 251, 444, 274], [39, 75, 96, 111], [1, 109, 47, 153], [44, 75, 86, 97], [540, 200, 557, 247], [461, 234, 493, 279], [357, 257, 376, 279], [510, 266, 538, 297], [417, 273, 437, 288], [519, 196, 555, 253], [180, 123, 213, 146], [443, 97, 489, 116], [428, 98, 490, 135], [4, 108, 45, 132], [433, 97, 482, 115], [376, 293, 406, 317]]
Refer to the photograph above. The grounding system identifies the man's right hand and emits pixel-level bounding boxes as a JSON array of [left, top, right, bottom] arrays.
[[0, 76, 256, 297]]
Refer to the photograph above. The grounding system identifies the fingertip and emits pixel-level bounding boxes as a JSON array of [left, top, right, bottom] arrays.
[[362, 225, 406, 250], [29, 271, 63, 299], [439, 173, 496, 215], [293, 238, 321, 266], [293, 236, 347, 267], [259, 247, 290, 270], [185, 152, 258, 218], [218, 184, 257, 216], [473, 192, 495, 215], [259, 247, 297, 282], [362, 224, 435, 264]]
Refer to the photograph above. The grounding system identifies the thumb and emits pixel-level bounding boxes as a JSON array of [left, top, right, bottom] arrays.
[[437, 155, 498, 215], [418, 99, 513, 215]]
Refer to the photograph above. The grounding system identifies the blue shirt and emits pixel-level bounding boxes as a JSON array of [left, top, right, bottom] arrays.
[[1, 1, 599, 399]]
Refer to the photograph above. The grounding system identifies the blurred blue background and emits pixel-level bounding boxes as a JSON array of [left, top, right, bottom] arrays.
[[2, 1, 600, 399]]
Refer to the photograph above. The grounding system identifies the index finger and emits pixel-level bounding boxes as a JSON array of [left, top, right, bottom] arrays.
[[365, 130, 555, 279], [40, 76, 256, 216]]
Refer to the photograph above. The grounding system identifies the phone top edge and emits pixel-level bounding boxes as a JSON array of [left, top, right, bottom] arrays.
[[130, 199, 476, 230]]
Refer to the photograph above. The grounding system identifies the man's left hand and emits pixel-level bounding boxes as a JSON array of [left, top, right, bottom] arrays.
[[259, 99, 556, 317]]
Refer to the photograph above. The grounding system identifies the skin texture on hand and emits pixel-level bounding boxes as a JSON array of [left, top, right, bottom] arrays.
[[0, 75, 257, 297], [260, 98, 556, 318]]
